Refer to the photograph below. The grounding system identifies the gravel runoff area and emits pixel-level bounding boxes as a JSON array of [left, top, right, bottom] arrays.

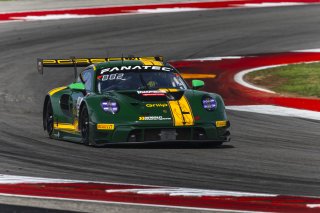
[[0, 0, 200, 13]]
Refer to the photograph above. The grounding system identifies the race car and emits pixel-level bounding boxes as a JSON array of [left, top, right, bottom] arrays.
[[38, 56, 230, 146]]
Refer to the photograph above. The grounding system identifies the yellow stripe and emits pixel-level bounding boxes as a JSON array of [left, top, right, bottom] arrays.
[[181, 73, 216, 79], [159, 88, 178, 92], [168, 100, 184, 126], [140, 59, 164, 66], [178, 95, 194, 126], [140, 59, 154, 65], [151, 60, 163, 66], [140, 57, 164, 63], [48, 86, 67, 96], [162, 88, 194, 126], [54, 120, 79, 132]]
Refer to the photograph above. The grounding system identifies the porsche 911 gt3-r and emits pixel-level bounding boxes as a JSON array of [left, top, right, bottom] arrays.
[[38, 56, 230, 146]]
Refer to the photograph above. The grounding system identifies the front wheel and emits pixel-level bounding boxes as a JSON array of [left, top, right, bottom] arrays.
[[80, 105, 91, 145]]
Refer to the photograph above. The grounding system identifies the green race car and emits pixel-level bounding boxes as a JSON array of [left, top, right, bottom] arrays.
[[38, 57, 230, 146]]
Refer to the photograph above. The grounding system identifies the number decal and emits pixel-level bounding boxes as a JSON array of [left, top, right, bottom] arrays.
[[101, 73, 125, 81]]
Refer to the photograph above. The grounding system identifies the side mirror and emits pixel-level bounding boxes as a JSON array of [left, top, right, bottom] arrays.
[[192, 80, 205, 90], [69, 82, 85, 91]]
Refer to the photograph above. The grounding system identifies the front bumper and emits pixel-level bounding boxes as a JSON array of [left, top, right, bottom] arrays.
[[91, 121, 231, 145]]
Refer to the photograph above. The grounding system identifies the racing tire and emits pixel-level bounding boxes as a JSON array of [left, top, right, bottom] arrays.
[[80, 105, 90, 146], [45, 99, 54, 138]]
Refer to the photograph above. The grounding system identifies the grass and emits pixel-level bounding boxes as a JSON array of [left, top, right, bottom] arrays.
[[244, 62, 320, 98]]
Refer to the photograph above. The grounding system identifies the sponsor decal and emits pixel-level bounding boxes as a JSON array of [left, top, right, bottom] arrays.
[[97, 123, 115, 130], [100, 66, 173, 74], [216, 120, 227, 127], [138, 116, 171, 121], [146, 103, 168, 108], [99, 73, 125, 81], [43, 58, 107, 65], [137, 90, 166, 96]]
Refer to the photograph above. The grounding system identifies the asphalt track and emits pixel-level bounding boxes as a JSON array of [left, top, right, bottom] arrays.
[[0, 4, 320, 208]]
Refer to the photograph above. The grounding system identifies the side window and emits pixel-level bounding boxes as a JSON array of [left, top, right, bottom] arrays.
[[81, 69, 94, 91]]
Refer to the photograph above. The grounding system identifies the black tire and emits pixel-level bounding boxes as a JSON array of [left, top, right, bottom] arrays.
[[80, 105, 90, 145], [45, 99, 54, 138]]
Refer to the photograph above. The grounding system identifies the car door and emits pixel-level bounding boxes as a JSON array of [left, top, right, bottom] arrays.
[[70, 68, 94, 125]]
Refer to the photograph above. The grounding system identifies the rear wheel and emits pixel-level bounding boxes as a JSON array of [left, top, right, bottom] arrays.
[[80, 105, 90, 145], [45, 99, 54, 138]]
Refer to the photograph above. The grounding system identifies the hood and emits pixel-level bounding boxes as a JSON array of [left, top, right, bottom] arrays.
[[106, 89, 195, 126]]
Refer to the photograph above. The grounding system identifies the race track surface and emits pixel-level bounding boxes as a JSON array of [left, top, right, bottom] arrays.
[[0, 5, 320, 198]]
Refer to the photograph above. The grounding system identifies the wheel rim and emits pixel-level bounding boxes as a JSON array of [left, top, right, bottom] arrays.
[[81, 108, 89, 140]]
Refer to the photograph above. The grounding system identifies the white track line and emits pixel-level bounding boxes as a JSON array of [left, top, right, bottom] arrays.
[[234, 59, 320, 94], [106, 187, 277, 197], [226, 105, 320, 120], [0, 174, 83, 184], [293, 48, 320, 52], [12, 14, 97, 21], [234, 65, 284, 94], [184, 56, 243, 61], [307, 204, 320, 208], [136, 8, 206, 13], [238, 2, 306, 7]]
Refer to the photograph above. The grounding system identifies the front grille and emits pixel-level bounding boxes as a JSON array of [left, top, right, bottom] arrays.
[[176, 128, 192, 140], [127, 128, 207, 142], [144, 129, 162, 141], [143, 128, 192, 141]]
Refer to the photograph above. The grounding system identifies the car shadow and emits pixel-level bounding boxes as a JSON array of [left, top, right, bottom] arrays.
[[98, 142, 234, 149]]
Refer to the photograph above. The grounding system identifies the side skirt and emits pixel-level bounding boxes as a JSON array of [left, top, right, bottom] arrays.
[[52, 129, 82, 143]]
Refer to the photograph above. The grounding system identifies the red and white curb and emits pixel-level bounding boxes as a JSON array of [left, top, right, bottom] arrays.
[[0, 0, 320, 22], [171, 50, 320, 120], [0, 174, 319, 212]]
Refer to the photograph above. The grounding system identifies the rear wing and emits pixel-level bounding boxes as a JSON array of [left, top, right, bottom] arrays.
[[37, 56, 164, 75]]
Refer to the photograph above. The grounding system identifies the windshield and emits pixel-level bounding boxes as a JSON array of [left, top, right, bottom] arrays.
[[97, 71, 188, 93]]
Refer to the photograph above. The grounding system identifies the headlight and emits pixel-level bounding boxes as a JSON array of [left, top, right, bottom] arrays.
[[101, 99, 119, 114], [202, 96, 217, 111]]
